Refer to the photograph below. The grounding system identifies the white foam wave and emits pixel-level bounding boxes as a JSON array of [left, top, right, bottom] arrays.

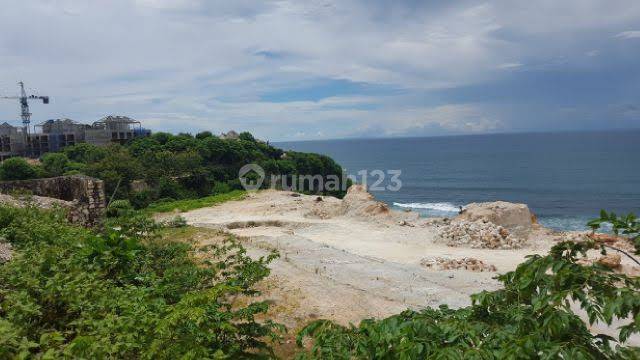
[[393, 202, 460, 213]]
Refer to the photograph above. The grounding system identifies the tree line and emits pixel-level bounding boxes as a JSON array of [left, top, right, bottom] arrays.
[[0, 131, 349, 208]]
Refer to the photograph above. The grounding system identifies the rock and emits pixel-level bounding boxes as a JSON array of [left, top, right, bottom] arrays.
[[398, 220, 414, 227], [420, 256, 497, 272], [597, 254, 621, 269], [435, 219, 527, 249], [456, 201, 534, 232], [0, 242, 12, 263]]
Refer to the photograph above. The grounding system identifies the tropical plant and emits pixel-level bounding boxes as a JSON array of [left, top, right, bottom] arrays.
[[0, 206, 281, 358]]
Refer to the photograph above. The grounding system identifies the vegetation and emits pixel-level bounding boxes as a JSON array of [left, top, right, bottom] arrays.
[[0, 206, 280, 358], [2, 205, 639, 359], [296, 215, 640, 359], [0, 131, 350, 219], [590, 210, 640, 253], [143, 190, 246, 214], [1, 131, 348, 207], [0, 157, 41, 181]]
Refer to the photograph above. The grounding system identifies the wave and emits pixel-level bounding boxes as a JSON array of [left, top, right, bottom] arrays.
[[392, 202, 460, 213]]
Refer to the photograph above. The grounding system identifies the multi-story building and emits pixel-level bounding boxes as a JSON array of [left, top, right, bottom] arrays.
[[0, 122, 27, 161], [0, 115, 150, 159]]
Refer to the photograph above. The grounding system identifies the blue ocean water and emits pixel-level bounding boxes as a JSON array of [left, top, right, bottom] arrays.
[[278, 130, 640, 231]]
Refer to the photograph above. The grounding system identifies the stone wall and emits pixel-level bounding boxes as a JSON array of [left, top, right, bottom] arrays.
[[0, 175, 106, 225]]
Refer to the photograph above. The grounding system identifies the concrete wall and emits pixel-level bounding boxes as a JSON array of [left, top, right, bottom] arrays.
[[0, 175, 106, 225]]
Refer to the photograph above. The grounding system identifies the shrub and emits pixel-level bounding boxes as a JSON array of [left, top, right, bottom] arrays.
[[130, 190, 156, 210], [41, 153, 70, 177], [0, 206, 281, 358], [0, 158, 38, 181], [106, 199, 133, 217], [212, 181, 232, 195]]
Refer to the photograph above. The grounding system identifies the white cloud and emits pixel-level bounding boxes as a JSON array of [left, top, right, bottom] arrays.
[[498, 62, 523, 69], [615, 30, 640, 39]]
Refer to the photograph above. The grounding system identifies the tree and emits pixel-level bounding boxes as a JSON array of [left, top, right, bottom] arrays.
[[63, 143, 107, 163], [239, 131, 256, 142], [41, 153, 70, 177], [0, 158, 38, 180], [195, 130, 213, 140]]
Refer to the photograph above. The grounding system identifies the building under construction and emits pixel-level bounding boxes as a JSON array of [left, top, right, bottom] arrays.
[[0, 116, 151, 160]]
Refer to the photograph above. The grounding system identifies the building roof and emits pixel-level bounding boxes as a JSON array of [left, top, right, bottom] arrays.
[[37, 118, 82, 126], [94, 115, 139, 124]]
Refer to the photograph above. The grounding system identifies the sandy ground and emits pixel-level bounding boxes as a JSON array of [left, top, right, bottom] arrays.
[[162, 189, 639, 344]]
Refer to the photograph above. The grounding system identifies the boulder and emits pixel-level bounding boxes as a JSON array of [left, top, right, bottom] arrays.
[[456, 201, 534, 231], [597, 254, 622, 269]]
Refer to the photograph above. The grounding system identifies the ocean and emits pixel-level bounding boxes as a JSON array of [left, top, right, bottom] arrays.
[[277, 130, 640, 231]]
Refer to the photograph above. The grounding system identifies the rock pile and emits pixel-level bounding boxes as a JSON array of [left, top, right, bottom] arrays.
[[436, 220, 527, 249], [420, 256, 497, 272], [0, 193, 71, 209]]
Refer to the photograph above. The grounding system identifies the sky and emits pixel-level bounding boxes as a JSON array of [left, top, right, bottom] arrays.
[[0, 0, 639, 141]]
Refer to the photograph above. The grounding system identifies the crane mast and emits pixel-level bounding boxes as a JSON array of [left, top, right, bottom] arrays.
[[1, 81, 49, 136]]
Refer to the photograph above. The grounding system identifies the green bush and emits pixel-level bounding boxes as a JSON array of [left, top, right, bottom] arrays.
[[212, 181, 232, 195], [130, 190, 156, 210], [41, 153, 70, 177], [0, 158, 39, 181], [0, 206, 280, 358], [106, 199, 133, 217]]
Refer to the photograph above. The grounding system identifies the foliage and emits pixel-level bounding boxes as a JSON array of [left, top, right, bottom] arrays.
[[41, 153, 70, 177], [144, 190, 246, 214], [0, 206, 281, 358], [589, 210, 640, 253], [106, 199, 134, 218], [0, 158, 40, 181], [50, 131, 348, 208], [296, 215, 640, 359]]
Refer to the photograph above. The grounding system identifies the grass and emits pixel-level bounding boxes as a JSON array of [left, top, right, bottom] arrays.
[[144, 190, 246, 214]]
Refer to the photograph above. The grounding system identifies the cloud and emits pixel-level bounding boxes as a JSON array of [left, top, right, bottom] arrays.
[[0, 0, 639, 140], [615, 30, 640, 39], [498, 63, 523, 69]]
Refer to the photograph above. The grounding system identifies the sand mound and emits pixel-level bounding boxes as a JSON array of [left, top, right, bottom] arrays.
[[304, 185, 417, 223]]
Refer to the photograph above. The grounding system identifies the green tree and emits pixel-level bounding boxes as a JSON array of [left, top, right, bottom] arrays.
[[41, 153, 70, 177], [195, 130, 213, 140], [239, 131, 256, 142]]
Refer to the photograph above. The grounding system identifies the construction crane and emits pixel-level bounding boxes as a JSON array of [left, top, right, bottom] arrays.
[[0, 81, 49, 135]]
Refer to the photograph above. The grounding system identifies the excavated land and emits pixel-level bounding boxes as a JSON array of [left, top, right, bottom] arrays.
[[159, 187, 639, 343]]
